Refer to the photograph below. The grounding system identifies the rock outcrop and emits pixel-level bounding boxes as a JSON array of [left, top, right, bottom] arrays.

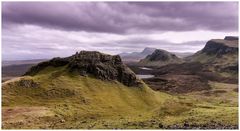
[[189, 37, 238, 59], [17, 79, 39, 88], [138, 49, 183, 67], [224, 36, 238, 41], [201, 39, 238, 56], [25, 51, 141, 87]]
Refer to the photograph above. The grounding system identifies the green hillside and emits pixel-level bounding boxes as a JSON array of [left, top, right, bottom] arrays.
[[2, 65, 238, 129], [187, 38, 238, 78]]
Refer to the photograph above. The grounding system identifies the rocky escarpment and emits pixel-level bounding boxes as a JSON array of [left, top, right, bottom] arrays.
[[224, 36, 238, 41], [138, 49, 183, 67], [201, 39, 238, 56], [186, 37, 238, 76], [188, 37, 238, 60], [25, 51, 141, 87]]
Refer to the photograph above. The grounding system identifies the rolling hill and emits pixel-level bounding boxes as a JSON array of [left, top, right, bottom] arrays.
[[2, 51, 238, 129], [138, 49, 183, 67], [2, 51, 167, 129]]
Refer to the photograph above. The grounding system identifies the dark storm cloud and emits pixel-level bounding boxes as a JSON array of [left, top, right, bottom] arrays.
[[2, 2, 238, 60], [2, 2, 238, 33]]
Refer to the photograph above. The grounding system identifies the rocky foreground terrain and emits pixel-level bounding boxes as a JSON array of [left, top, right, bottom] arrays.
[[2, 37, 238, 129]]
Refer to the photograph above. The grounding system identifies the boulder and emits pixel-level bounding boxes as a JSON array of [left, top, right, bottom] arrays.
[[18, 79, 39, 88]]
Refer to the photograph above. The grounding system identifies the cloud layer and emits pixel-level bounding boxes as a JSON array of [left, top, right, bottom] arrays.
[[3, 2, 238, 34], [2, 2, 238, 60]]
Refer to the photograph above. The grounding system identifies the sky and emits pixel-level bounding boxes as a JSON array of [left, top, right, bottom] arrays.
[[2, 2, 238, 60]]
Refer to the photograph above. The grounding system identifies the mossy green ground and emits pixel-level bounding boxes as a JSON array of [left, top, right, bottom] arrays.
[[2, 66, 238, 129], [190, 52, 238, 77]]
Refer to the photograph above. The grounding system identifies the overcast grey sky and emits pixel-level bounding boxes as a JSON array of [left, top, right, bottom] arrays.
[[2, 2, 238, 60]]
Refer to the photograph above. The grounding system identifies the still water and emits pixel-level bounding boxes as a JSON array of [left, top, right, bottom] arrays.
[[136, 74, 154, 79]]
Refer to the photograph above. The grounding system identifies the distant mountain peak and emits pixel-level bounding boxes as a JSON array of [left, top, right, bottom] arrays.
[[119, 47, 157, 62], [139, 49, 183, 67], [145, 49, 179, 61], [142, 47, 156, 53]]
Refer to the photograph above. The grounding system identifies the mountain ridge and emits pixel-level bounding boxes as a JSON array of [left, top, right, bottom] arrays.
[[2, 37, 239, 129], [186, 37, 238, 76], [120, 47, 193, 62], [138, 49, 183, 67], [119, 47, 156, 62]]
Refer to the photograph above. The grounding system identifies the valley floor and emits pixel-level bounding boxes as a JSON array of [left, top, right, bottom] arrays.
[[2, 67, 238, 129]]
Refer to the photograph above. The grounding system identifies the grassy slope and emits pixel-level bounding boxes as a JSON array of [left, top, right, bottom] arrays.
[[189, 52, 238, 78], [190, 52, 238, 65], [2, 66, 238, 129], [162, 82, 238, 126]]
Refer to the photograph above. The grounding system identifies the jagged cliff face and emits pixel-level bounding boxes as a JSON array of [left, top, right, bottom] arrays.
[[189, 37, 238, 60], [224, 36, 238, 41], [25, 51, 141, 87], [138, 49, 183, 67], [201, 39, 238, 56]]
